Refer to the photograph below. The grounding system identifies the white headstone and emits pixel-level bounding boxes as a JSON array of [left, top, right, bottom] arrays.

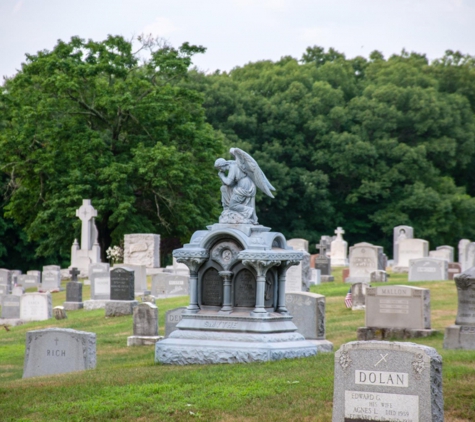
[[330, 227, 348, 266], [151, 273, 189, 298], [393, 225, 414, 265], [396, 238, 429, 269], [409, 257, 448, 281], [124, 234, 160, 268], [347, 242, 380, 283], [459, 239, 471, 271], [20, 292, 53, 321]]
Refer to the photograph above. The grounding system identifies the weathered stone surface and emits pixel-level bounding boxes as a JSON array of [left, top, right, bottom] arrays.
[[347, 243, 381, 283], [332, 341, 443, 422], [151, 273, 189, 298], [396, 238, 429, 269], [23, 328, 96, 378], [285, 292, 333, 352], [408, 257, 448, 282], [370, 270, 388, 283], [105, 300, 138, 317], [53, 306, 68, 319], [365, 285, 431, 330], [65, 281, 83, 304], [429, 246, 453, 262], [124, 233, 160, 268], [351, 282, 369, 311], [0, 269, 12, 297], [127, 302, 163, 346], [165, 307, 187, 337], [20, 293, 52, 321], [393, 225, 414, 266], [459, 239, 472, 272], [1, 295, 21, 318]]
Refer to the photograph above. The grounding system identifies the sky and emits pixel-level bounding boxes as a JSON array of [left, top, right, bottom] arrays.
[[1, 0, 475, 80]]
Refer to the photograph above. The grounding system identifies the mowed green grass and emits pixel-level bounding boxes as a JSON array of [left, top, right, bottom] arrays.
[[0, 271, 474, 421]]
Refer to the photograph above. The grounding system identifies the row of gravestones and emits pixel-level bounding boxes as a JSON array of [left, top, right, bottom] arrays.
[[0, 266, 63, 297]]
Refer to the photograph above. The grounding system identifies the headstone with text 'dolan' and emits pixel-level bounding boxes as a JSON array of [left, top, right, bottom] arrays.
[[23, 328, 96, 378], [332, 341, 443, 422]]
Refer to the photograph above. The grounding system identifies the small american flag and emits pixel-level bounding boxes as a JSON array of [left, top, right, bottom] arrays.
[[344, 289, 352, 309]]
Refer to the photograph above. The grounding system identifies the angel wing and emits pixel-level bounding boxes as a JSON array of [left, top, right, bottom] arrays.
[[230, 148, 276, 198]]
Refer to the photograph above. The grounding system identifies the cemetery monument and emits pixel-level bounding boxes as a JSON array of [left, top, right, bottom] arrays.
[[330, 227, 348, 266], [392, 225, 414, 266], [155, 148, 317, 364]]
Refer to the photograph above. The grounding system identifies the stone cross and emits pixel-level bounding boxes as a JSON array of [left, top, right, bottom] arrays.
[[70, 267, 80, 282], [334, 227, 345, 239], [316, 241, 328, 256], [76, 199, 98, 250]]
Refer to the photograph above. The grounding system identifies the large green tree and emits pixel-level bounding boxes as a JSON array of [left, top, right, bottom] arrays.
[[190, 47, 475, 255], [0, 35, 224, 267]]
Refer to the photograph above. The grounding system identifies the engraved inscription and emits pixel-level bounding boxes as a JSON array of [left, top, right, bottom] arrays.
[[110, 269, 134, 300], [202, 268, 223, 306], [234, 269, 256, 307], [355, 371, 408, 387], [377, 287, 412, 296], [345, 391, 419, 422], [379, 299, 409, 314]]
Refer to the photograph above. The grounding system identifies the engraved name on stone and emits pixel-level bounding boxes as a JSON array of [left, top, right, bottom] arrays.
[[355, 370, 409, 387], [417, 267, 437, 273], [203, 320, 240, 329], [378, 287, 412, 296], [169, 280, 184, 286], [379, 299, 410, 314], [95, 277, 110, 294], [345, 391, 419, 422], [167, 315, 183, 323]]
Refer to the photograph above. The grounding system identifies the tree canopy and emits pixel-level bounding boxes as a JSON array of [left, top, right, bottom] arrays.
[[0, 35, 224, 269], [188, 47, 475, 254]]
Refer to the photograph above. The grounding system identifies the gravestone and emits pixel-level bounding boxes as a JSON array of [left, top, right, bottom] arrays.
[[89, 262, 111, 301], [393, 225, 414, 266], [124, 233, 160, 268], [395, 238, 429, 271], [23, 328, 96, 378], [113, 263, 147, 295], [127, 302, 163, 346], [310, 268, 321, 285], [0, 269, 12, 297], [165, 307, 187, 337], [430, 245, 454, 262], [408, 258, 448, 282], [332, 341, 443, 422], [351, 282, 368, 311], [43, 265, 61, 272], [286, 238, 312, 290], [370, 270, 388, 283], [105, 267, 138, 316], [315, 239, 334, 282], [463, 242, 475, 272], [41, 270, 62, 292], [342, 268, 349, 282], [447, 262, 462, 280], [63, 268, 83, 310], [151, 273, 189, 298], [458, 239, 471, 271], [347, 243, 380, 283], [53, 306, 67, 320], [358, 285, 436, 340], [1, 295, 21, 318], [70, 199, 101, 274], [20, 292, 53, 321], [444, 268, 475, 349], [11, 269, 21, 285], [20, 271, 41, 289], [285, 292, 333, 352], [12, 285, 24, 296], [330, 227, 348, 266]]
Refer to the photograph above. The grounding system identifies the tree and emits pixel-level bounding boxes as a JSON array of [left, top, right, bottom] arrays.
[[0, 35, 224, 266]]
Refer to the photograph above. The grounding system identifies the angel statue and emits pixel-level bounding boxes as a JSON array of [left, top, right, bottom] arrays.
[[214, 148, 275, 224]]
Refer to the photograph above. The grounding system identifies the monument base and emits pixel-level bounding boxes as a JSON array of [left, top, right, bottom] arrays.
[[84, 299, 111, 310], [155, 312, 317, 365], [444, 325, 475, 349], [321, 275, 334, 283], [308, 339, 333, 352], [105, 300, 139, 317], [357, 327, 439, 341], [127, 335, 164, 346], [392, 266, 409, 273], [63, 302, 84, 311]]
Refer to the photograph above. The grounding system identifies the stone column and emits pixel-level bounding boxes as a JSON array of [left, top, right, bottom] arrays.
[[276, 260, 300, 314], [176, 256, 207, 314], [243, 259, 280, 317], [218, 271, 233, 314]]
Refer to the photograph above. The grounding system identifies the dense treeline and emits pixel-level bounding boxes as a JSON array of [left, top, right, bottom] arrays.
[[1, 38, 475, 269], [188, 47, 475, 254]]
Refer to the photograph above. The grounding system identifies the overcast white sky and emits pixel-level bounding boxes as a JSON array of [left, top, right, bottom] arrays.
[[1, 0, 474, 80]]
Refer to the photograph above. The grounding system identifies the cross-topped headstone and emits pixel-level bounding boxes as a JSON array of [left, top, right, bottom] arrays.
[[334, 227, 345, 238], [316, 241, 329, 256], [69, 267, 80, 282], [76, 199, 98, 250]]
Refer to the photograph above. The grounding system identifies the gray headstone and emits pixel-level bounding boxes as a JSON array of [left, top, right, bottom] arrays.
[[66, 282, 83, 303], [397, 238, 429, 269], [285, 292, 326, 340], [458, 239, 471, 271], [286, 239, 312, 291], [201, 267, 223, 306], [113, 263, 147, 294], [110, 267, 135, 301], [333, 341, 443, 422], [133, 302, 158, 336], [20, 272, 41, 288], [43, 265, 61, 272], [20, 292, 53, 321], [436, 245, 454, 262], [1, 295, 21, 318], [151, 273, 189, 298], [366, 285, 431, 330], [165, 307, 187, 337], [53, 306, 67, 320], [0, 269, 12, 296], [408, 258, 448, 282], [41, 270, 61, 292], [351, 283, 368, 311], [89, 263, 110, 300], [23, 328, 96, 378], [370, 270, 388, 283]]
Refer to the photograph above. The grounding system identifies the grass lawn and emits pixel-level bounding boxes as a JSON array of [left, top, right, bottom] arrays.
[[0, 270, 474, 421]]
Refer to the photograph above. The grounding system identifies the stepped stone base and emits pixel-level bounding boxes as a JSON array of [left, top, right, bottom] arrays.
[[444, 325, 475, 349], [357, 327, 438, 340], [63, 302, 83, 311], [308, 339, 333, 352], [155, 312, 317, 365], [127, 335, 164, 346]]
